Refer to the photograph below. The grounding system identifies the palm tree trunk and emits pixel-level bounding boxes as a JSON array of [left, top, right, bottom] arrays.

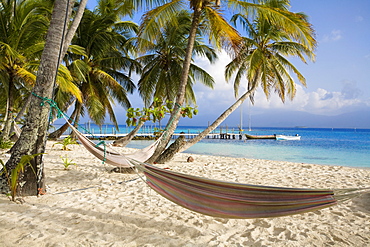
[[60, 0, 87, 59], [147, 8, 203, 163], [1, 0, 75, 196], [156, 134, 186, 164], [0, 111, 13, 142], [113, 101, 156, 147], [179, 83, 259, 153], [14, 92, 32, 122], [112, 121, 145, 147], [48, 104, 79, 139], [0, 78, 15, 142]]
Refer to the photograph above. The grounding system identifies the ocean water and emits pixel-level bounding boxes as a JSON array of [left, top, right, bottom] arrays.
[[128, 127, 370, 168], [60, 124, 370, 168]]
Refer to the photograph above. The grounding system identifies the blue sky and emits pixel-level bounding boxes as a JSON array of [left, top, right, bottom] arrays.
[[85, 0, 370, 128]]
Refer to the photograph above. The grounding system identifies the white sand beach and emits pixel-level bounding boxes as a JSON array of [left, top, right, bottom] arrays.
[[0, 141, 369, 247]]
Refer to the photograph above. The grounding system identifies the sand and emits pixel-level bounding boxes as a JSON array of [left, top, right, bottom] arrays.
[[0, 141, 369, 247]]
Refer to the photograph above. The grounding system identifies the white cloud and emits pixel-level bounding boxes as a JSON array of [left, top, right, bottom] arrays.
[[193, 51, 235, 108], [331, 30, 342, 41], [195, 48, 370, 116], [193, 50, 369, 117], [322, 29, 343, 42], [234, 85, 369, 116]]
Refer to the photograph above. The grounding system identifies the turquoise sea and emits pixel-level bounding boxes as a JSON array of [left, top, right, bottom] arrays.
[[60, 124, 370, 169]]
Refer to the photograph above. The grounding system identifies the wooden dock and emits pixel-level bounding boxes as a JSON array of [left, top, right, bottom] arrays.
[[56, 122, 248, 140], [172, 133, 244, 139], [61, 132, 245, 140]]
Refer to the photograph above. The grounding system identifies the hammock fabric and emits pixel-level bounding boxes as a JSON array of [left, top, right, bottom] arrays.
[[13, 123, 22, 138], [68, 125, 367, 219], [134, 161, 339, 219], [67, 122, 160, 168]]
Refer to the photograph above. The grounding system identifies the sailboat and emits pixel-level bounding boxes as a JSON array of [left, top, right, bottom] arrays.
[[242, 101, 276, 140], [245, 133, 276, 139], [239, 103, 246, 141], [239, 101, 252, 132]]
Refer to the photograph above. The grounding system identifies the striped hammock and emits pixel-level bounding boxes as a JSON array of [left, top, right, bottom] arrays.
[[69, 124, 368, 219], [67, 122, 160, 167]]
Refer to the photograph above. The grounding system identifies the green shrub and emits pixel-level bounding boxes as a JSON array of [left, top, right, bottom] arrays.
[[0, 138, 13, 149], [61, 155, 77, 170], [53, 136, 78, 151]]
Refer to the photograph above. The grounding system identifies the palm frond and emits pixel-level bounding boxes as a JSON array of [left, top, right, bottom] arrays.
[[203, 6, 242, 53], [139, 0, 185, 45], [189, 64, 215, 89], [56, 65, 83, 103], [12, 66, 36, 87]]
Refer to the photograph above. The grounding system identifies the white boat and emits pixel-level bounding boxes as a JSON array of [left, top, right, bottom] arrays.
[[276, 135, 301, 140]]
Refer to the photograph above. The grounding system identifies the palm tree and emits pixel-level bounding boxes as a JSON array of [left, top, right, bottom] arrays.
[[72, 6, 139, 127], [113, 10, 216, 146], [137, 10, 216, 106], [49, 1, 140, 139], [178, 0, 317, 152], [2, 0, 88, 196], [0, 0, 51, 141], [139, 0, 315, 162], [141, 0, 244, 162], [0, 0, 84, 141]]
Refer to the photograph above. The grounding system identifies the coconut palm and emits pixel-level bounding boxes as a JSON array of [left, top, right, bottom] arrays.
[[71, 7, 139, 127], [0, 0, 84, 141], [113, 10, 217, 146], [179, 0, 317, 152], [0, 0, 50, 141], [2, 0, 88, 196], [137, 10, 216, 106], [140, 0, 315, 162], [49, 1, 140, 139], [141, 0, 243, 162]]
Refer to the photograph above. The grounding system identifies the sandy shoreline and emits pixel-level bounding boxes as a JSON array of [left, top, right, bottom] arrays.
[[0, 141, 369, 246]]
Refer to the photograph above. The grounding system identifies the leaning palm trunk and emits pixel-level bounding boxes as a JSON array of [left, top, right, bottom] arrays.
[[113, 101, 156, 147], [147, 9, 203, 163], [60, 0, 88, 60], [48, 120, 73, 139], [113, 121, 145, 147], [69, 106, 82, 140], [179, 83, 258, 153], [48, 104, 79, 139]]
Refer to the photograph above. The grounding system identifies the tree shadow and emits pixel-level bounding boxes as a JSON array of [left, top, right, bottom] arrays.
[[350, 192, 370, 214]]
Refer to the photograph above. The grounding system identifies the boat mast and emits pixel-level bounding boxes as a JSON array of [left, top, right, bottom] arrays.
[[248, 101, 252, 131], [240, 103, 243, 131]]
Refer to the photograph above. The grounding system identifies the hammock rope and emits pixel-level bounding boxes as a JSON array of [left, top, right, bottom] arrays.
[[32, 92, 93, 135], [32, 93, 111, 164], [32, 93, 164, 168]]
